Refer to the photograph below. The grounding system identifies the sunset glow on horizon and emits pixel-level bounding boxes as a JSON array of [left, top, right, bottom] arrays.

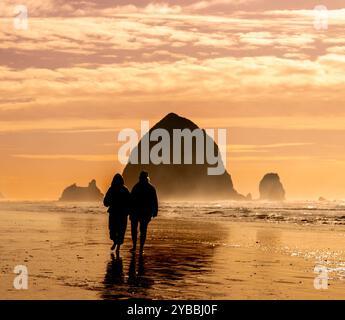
[[1, 0, 345, 200]]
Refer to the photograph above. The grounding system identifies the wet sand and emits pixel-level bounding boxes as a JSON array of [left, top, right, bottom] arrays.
[[1, 210, 345, 299]]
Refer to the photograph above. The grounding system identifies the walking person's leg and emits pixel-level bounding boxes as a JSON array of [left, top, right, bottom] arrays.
[[114, 231, 120, 255], [109, 215, 116, 251], [130, 217, 138, 252], [139, 220, 149, 254], [115, 244, 120, 257], [116, 216, 128, 257]]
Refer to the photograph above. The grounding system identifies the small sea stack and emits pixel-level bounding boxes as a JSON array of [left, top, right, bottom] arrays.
[[59, 179, 104, 202], [259, 173, 285, 201], [245, 193, 253, 201]]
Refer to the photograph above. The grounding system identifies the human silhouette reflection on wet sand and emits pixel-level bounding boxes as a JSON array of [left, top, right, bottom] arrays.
[[101, 245, 217, 300], [102, 252, 154, 299], [101, 220, 226, 299], [128, 253, 154, 289], [102, 253, 126, 299]]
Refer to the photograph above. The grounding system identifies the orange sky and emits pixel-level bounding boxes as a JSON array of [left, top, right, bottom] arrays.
[[1, 0, 345, 200]]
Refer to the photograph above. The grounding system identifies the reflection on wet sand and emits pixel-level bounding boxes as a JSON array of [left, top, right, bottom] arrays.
[[102, 253, 154, 299], [3, 209, 345, 299], [101, 220, 226, 299], [127, 254, 155, 295], [104, 254, 125, 285]]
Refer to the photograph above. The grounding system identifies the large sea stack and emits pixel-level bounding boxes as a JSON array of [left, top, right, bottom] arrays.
[[59, 179, 103, 202], [259, 173, 285, 201], [122, 113, 243, 200]]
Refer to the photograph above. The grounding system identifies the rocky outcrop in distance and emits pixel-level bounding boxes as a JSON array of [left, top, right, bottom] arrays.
[[259, 173, 285, 201], [59, 179, 104, 202]]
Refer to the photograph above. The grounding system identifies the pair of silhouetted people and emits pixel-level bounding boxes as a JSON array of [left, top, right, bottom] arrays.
[[103, 171, 158, 256]]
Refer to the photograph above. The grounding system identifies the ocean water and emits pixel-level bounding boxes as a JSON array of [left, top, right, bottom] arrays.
[[2, 199, 345, 299], [1, 200, 345, 225]]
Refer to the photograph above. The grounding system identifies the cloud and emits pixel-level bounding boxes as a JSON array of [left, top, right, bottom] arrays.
[[1, 1, 183, 17], [327, 46, 345, 54], [1, 49, 345, 127], [185, 0, 253, 11], [12, 153, 116, 162], [229, 155, 313, 162], [229, 143, 314, 153]]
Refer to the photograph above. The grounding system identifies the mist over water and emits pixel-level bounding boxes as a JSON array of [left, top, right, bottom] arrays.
[[1, 200, 345, 226]]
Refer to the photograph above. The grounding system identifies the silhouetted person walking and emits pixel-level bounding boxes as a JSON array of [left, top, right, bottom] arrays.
[[130, 171, 158, 255], [104, 173, 131, 257]]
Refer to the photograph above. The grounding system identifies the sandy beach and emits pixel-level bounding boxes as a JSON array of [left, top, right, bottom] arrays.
[[1, 207, 345, 300]]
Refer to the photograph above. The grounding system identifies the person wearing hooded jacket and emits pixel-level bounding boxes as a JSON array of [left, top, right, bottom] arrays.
[[103, 173, 131, 256]]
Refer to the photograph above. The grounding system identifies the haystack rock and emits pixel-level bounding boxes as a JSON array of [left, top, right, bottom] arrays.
[[122, 113, 243, 200], [259, 173, 285, 201], [59, 179, 103, 202]]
